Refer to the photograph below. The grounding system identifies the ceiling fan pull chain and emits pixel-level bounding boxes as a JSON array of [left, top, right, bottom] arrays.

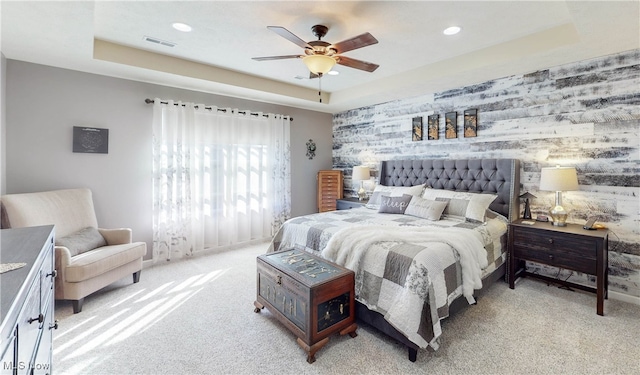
[[318, 73, 323, 103]]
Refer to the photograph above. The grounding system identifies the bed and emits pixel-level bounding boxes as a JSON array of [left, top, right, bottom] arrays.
[[268, 158, 520, 361]]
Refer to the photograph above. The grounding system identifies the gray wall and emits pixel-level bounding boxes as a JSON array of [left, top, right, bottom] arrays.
[[333, 49, 640, 301], [5, 61, 333, 258]]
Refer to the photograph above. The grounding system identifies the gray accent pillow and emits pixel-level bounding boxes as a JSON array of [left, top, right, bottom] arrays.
[[404, 196, 449, 221], [365, 184, 425, 210], [378, 194, 413, 214], [56, 227, 107, 256]]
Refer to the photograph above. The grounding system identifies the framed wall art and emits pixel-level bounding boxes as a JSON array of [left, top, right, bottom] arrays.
[[445, 112, 457, 139], [464, 109, 478, 137], [427, 114, 439, 140], [412, 116, 423, 141], [73, 126, 109, 154]]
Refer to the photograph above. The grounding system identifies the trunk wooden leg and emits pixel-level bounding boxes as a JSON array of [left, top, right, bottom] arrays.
[[340, 323, 358, 338], [254, 301, 264, 313], [296, 337, 329, 364]]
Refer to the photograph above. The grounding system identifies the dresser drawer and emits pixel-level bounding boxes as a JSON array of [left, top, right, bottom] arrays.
[[16, 276, 43, 370], [39, 242, 55, 311], [336, 199, 365, 210], [512, 227, 597, 274]]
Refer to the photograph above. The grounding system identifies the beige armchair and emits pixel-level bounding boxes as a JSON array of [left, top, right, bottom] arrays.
[[1, 188, 147, 313]]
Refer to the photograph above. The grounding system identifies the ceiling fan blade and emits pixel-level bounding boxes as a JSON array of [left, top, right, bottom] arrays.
[[330, 32, 378, 54], [267, 26, 313, 50], [336, 56, 379, 72], [252, 55, 302, 61]]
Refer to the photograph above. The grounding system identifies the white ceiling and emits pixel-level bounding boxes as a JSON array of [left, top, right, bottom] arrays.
[[1, 1, 638, 114]]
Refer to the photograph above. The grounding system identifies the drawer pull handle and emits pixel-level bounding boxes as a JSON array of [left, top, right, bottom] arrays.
[[276, 275, 282, 285], [548, 239, 554, 244], [548, 255, 554, 260], [47, 270, 57, 278], [49, 320, 59, 330], [28, 314, 44, 324]]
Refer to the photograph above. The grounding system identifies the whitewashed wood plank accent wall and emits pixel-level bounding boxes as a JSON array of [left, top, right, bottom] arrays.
[[333, 49, 640, 300]]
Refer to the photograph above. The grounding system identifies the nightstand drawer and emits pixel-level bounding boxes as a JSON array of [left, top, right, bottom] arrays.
[[336, 199, 365, 210], [512, 227, 597, 274]]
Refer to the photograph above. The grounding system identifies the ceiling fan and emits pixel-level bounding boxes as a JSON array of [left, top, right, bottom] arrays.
[[252, 24, 380, 78]]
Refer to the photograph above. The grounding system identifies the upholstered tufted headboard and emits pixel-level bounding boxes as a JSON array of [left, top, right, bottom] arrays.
[[379, 159, 520, 221]]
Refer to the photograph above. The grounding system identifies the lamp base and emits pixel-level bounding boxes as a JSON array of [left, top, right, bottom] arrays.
[[550, 206, 568, 227], [357, 187, 367, 201]]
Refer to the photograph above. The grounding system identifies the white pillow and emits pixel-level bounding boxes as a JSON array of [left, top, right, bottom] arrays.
[[365, 184, 425, 210], [421, 189, 497, 223], [404, 196, 448, 221]]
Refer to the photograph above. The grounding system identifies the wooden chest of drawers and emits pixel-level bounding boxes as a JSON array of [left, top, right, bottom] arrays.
[[254, 249, 357, 363], [508, 220, 609, 315], [317, 170, 343, 213]]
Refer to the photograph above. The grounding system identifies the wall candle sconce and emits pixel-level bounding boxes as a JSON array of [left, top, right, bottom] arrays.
[[306, 139, 316, 160]]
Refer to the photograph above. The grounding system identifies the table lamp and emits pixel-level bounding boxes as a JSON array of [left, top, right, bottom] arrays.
[[352, 166, 370, 201], [539, 166, 579, 226]]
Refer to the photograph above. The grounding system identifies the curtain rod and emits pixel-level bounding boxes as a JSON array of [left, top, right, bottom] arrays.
[[144, 99, 293, 121]]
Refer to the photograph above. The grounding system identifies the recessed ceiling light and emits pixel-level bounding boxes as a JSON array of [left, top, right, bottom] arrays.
[[443, 26, 461, 35], [327, 70, 339, 76], [172, 23, 192, 32]]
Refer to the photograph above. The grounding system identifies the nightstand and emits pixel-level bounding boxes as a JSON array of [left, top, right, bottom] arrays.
[[336, 197, 368, 210], [508, 219, 609, 315]]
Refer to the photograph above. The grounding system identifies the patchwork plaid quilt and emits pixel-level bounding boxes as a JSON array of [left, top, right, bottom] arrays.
[[267, 207, 508, 350]]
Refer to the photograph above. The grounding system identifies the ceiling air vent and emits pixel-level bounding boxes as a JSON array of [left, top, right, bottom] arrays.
[[143, 36, 176, 48]]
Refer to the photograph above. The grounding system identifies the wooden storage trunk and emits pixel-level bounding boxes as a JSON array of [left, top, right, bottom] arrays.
[[254, 249, 357, 363]]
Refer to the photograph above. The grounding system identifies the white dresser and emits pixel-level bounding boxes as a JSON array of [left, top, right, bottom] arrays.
[[1, 225, 56, 375]]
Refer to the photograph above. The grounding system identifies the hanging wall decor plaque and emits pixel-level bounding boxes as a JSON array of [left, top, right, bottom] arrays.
[[427, 114, 439, 140], [464, 109, 478, 138], [412, 116, 423, 141], [445, 112, 457, 139], [73, 126, 109, 154]]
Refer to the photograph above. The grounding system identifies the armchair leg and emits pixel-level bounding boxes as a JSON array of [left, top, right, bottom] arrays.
[[72, 298, 84, 314], [133, 271, 141, 283]]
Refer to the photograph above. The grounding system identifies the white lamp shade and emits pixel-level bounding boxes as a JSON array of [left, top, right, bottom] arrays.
[[539, 167, 579, 191], [352, 166, 370, 181], [303, 55, 336, 75]]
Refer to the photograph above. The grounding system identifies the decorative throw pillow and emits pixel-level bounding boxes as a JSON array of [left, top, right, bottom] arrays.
[[56, 227, 107, 256], [365, 184, 425, 210], [421, 189, 497, 223], [378, 194, 413, 214], [404, 196, 449, 221]]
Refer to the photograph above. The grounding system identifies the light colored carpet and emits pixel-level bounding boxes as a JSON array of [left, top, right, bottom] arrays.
[[53, 242, 639, 374]]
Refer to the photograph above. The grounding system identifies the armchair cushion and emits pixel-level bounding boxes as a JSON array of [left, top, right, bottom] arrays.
[[56, 227, 107, 256], [64, 242, 147, 283]]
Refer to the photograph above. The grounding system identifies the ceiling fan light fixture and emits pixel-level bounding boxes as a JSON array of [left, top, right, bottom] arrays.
[[303, 55, 336, 75]]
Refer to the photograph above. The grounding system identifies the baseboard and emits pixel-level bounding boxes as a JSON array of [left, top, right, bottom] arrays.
[[142, 238, 270, 269], [608, 290, 640, 306]]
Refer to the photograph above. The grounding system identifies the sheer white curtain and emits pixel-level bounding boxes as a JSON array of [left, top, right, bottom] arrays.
[[152, 99, 291, 261]]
